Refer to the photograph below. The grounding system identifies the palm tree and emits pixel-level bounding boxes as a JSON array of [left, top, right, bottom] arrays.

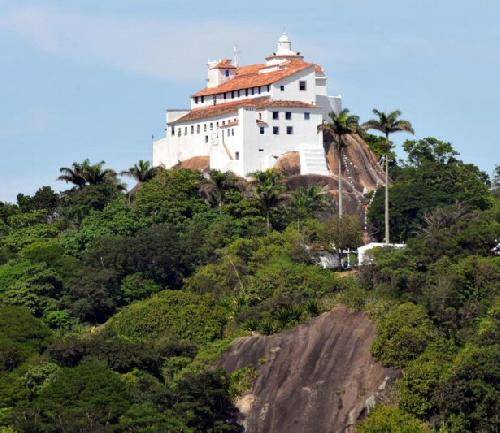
[[251, 169, 284, 231], [362, 109, 414, 243], [57, 161, 87, 189], [201, 169, 238, 211], [318, 109, 360, 217], [82, 159, 118, 185], [120, 160, 158, 184], [58, 159, 124, 190], [290, 186, 327, 231]]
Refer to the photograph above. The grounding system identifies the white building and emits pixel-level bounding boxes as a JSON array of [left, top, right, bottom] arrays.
[[357, 242, 406, 265], [153, 34, 342, 177]]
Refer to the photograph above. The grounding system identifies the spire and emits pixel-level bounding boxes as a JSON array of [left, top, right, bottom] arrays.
[[233, 45, 240, 67]]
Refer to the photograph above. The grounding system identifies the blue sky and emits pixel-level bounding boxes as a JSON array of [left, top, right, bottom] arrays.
[[1, 0, 499, 202]]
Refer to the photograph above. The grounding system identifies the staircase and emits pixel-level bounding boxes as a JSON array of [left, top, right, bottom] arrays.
[[300, 147, 330, 176]]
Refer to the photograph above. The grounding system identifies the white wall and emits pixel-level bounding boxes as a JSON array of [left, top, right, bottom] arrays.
[[271, 68, 316, 103], [241, 106, 323, 175]]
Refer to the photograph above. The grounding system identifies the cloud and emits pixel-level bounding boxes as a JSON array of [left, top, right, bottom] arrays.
[[0, 5, 279, 81]]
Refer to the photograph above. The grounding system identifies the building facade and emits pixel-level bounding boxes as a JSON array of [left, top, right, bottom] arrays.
[[153, 34, 342, 176]]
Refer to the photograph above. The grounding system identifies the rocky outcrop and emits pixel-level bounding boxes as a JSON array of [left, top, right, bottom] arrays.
[[218, 306, 399, 433], [273, 151, 301, 177], [325, 134, 385, 195], [175, 155, 210, 170]]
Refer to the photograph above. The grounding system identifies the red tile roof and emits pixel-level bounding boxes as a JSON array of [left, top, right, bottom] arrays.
[[193, 59, 316, 97], [212, 59, 237, 69], [169, 97, 318, 124]]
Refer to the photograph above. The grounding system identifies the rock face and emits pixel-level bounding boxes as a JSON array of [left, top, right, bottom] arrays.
[[218, 306, 398, 433]]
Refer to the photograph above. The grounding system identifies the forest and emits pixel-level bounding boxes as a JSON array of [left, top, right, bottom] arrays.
[[0, 134, 498, 432]]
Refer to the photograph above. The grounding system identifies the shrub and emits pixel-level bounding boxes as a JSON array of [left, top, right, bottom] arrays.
[[358, 405, 429, 433], [108, 290, 228, 345], [371, 303, 438, 368], [120, 273, 161, 303]]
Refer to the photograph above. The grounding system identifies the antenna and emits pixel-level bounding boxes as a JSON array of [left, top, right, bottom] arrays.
[[233, 45, 240, 67]]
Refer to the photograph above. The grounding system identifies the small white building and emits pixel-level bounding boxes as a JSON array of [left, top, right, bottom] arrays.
[[153, 34, 342, 176], [357, 242, 406, 265]]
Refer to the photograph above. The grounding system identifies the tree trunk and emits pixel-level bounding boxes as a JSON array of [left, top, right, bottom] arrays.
[[385, 133, 390, 244], [338, 144, 343, 218]]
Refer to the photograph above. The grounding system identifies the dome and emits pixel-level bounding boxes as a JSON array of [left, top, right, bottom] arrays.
[[279, 32, 290, 43]]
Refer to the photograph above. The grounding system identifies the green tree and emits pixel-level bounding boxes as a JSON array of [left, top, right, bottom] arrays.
[[134, 168, 208, 225], [120, 160, 159, 184], [363, 109, 415, 243], [201, 169, 239, 211], [368, 142, 491, 242], [436, 344, 499, 432], [371, 302, 438, 368], [0, 306, 50, 372], [358, 405, 429, 433], [251, 169, 284, 231], [58, 158, 124, 190], [17, 359, 131, 432], [16, 186, 60, 214], [318, 215, 363, 270], [318, 109, 360, 217], [289, 186, 327, 231]]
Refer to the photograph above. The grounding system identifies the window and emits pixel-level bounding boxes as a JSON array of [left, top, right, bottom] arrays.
[[213, 96, 216, 105], [237, 90, 240, 97], [245, 89, 249, 96], [272, 111, 279, 120], [190, 125, 194, 134], [251, 87, 255, 95], [197, 124, 200, 134], [171, 126, 175, 136], [216, 121, 219, 127], [224, 93, 227, 99], [201, 96, 204, 103], [299, 81, 307, 91], [184, 127, 187, 135], [204, 124, 207, 132], [235, 151, 240, 160], [280, 85, 285, 91], [266, 85, 270, 92], [205, 135, 209, 143], [273, 126, 279, 135], [222, 120, 226, 126], [178, 128, 181, 137], [210, 123, 213, 130], [286, 126, 293, 135], [285, 111, 291, 120], [231, 129, 235, 136], [260, 127, 265, 135], [231, 91, 235, 99], [258, 87, 261, 94], [225, 69, 230, 77], [194, 97, 199, 104], [304, 112, 310, 120], [258, 112, 262, 120]]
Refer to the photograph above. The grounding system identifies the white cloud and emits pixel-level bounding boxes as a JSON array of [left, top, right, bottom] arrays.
[[0, 5, 280, 81]]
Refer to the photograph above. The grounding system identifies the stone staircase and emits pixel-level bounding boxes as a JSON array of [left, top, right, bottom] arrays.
[[300, 147, 330, 176]]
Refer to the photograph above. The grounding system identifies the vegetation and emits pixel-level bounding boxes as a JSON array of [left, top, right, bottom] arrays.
[[0, 121, 497, 432], [363, 109, 414, 243], [318, 109, 360, 217]]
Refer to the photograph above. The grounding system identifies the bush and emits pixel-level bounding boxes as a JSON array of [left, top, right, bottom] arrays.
[[120, 273, 161, 303], [358, 405, 429, 433], [108, 290, 228, 345], [0, 307, 50, 371], [398, 342, 454, 419], [371, 303, 438, 368]]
